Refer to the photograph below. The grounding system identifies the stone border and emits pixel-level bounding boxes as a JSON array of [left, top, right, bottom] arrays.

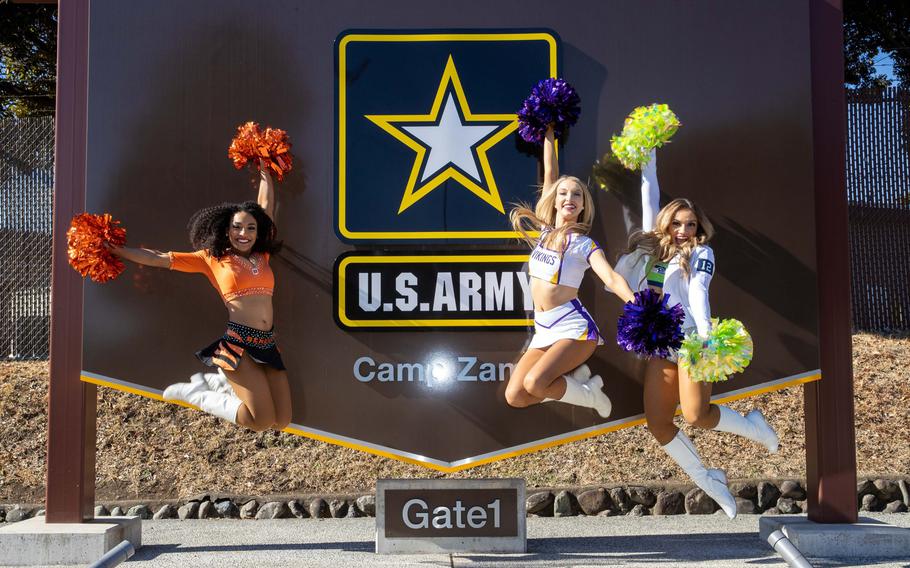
[[1, 478, 907, 522]]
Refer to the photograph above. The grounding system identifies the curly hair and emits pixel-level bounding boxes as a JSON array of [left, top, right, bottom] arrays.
[[186, 201, 280, 259]]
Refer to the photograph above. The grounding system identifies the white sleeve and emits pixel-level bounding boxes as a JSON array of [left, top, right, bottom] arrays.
[[688, 247, 715, 337], [641, 149, 659, 232]]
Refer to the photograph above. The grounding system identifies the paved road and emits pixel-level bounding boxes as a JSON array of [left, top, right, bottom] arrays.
[[6, 513, 910, 567]]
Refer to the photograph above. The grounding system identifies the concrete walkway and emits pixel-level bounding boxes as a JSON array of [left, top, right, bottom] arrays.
[[4, 512, 909, 567]]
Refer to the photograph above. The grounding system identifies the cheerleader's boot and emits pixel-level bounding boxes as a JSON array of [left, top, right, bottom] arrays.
[[558, 375, 612, 418], [713, 406, 779, 454], [662, 430, 737, 519], [565, 363, 592, 384], [186, 389, 242, 424], [163, 381, 207, 403]]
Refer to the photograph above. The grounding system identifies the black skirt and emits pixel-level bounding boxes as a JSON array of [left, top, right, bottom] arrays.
[[196, 321, 286, 371]]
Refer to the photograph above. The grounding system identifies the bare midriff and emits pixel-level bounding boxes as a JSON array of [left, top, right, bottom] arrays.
[[531, 278, 579, 312], [225, 295, 274, 330]]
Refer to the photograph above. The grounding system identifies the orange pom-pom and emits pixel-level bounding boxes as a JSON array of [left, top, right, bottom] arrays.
[[228, 121, 294, 182], [66, 213, 127, 283]]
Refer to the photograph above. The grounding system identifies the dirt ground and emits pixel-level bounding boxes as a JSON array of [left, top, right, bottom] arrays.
[[1, 333, 907, 503]]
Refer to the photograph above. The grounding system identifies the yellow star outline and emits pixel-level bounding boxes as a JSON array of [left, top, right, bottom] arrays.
[[365, 55, 518, 214]]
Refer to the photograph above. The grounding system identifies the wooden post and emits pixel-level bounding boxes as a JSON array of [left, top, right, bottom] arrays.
[[46, 0, 95, 523], [805, 0, 858, 524]]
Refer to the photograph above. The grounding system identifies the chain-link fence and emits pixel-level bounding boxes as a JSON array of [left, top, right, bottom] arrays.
[[1, 116, 54, 360]]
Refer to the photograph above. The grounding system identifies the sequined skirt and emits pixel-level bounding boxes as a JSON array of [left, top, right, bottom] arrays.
[[196, 321, 285, 371]]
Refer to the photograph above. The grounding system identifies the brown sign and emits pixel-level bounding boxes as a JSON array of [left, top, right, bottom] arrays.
[[81, 1, 820, 471], [385, 489, 519, 537]]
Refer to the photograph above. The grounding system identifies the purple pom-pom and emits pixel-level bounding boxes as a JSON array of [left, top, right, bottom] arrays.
[[517, 78, 581, 145], [616, 289, 686, 358]]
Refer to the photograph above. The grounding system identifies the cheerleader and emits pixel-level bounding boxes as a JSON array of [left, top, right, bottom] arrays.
[[108, 163, 290, 432], [612, 151, 779, 518], [505, 126, 636, 415]]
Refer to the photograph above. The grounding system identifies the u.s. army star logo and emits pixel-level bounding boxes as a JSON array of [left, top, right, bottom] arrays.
[[366, 56, 517, 214]]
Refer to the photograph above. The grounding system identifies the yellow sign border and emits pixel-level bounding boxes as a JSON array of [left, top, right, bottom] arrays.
[[336, 31, 558, 240]]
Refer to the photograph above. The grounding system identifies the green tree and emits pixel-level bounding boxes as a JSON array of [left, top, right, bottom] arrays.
[[0, 3, 57, 117], [844, 0, 910, 88]]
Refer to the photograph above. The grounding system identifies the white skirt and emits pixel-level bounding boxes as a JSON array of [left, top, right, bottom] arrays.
[[529, 299, 604, 349]]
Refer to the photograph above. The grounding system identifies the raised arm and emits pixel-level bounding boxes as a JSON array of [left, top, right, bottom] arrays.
[[641, 149, 659, 231], [258, 159, 276, 222], [589, 249, 635, 303], [108, 245, 170, 268], [542, 125, 558, 194]]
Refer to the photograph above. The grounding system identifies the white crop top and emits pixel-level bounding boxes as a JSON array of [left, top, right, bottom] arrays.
[[528, 230, 601, 289]]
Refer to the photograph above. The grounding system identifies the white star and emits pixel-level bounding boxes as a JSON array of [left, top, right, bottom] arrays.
[[403, 94, 499, 183]]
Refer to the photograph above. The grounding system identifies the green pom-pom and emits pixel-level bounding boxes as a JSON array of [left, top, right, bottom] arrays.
[[678, 318, 753, 383], [610, 104, 681, 170]]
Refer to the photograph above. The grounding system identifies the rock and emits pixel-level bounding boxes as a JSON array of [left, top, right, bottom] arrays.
[[197, 501, 217, 519], [288, 500, 309, 519], [238, 500, 258, 519], [597, 509, 620, 517], [628, 504, 649, 516], [735, 497, 757, 514], [0, 506, 5, 522], [576, 488, 609, 516], [214, 499, 239, 519], [256, 501, 291, 520], [153, 504, 177, 520], [5, 507, 31, 523], [730, 482, 757, 501], [126, 505, 152, 520], [860, 494, 881, 512], [36, 510, 45, 517], [777, 498, 800, 514], [329, 499, 348, 518], [109, 506, 125, 517], [187, 493, 212, 504], [762, 507, 782, 515], [873, 480, 902, 503], [94, 505, 109, 517], [308, 498, 329, 519], [627, 486, 657, 508], [553, 490, 579, 517], [779, 480, 806, 500], [856, 479, 875, 498], [883, 500, 907, 514], [345, 501, 361, 518], [898, 479, 910, 507], [685, 488, 717, 515], [608, 487, 633, 514], [356, 495, 376, 517], [757, 482, 781, 511], [797, 500, 807, 512], [177, 502, 199, 520], [653, 491, 685, 515], [526, 492, 554, 516]]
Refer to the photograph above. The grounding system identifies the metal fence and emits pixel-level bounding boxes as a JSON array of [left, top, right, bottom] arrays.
[[846, 87, 910, 331], [0, 89, 908, 360], [0, 116, 54, 360]]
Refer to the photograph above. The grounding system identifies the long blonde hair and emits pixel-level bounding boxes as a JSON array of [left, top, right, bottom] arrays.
[[510, 175, 594, 250], [626, 197, 714, 280]]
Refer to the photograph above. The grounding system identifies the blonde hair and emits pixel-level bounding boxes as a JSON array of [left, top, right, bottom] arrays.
[[510, 175, 594, 251], [626, 197, 714, 280]]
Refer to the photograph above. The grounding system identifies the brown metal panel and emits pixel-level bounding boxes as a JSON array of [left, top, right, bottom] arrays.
[[805, 0, 857, 524], [46, 0, 94, 523]]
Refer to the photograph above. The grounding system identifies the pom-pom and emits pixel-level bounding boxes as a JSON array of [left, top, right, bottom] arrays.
[[616, 289, 686, 358], [228, 121, 294, 181], [610, 104, 680, 170], [517, 78, 581, 145], [66, 213, 127, 283], [678, 318, 754, 383]]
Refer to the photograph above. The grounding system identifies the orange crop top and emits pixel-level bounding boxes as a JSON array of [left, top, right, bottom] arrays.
[[168, 250, 274, 302]]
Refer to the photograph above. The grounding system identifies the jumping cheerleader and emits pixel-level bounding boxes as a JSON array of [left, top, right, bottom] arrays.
[[505, 126, 636, 415], [108, 162, 290, 432], [612, 151, 779, 518]]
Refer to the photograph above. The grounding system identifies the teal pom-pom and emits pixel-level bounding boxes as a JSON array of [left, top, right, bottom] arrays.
[[678, 318, 753, 383]]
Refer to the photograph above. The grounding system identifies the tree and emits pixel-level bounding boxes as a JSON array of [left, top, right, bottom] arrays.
[[0, 3, 57, 118], [844, 0, 910, 88]]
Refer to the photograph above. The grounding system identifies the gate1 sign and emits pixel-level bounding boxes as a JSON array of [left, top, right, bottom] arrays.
[[81, 1, 820, 471]]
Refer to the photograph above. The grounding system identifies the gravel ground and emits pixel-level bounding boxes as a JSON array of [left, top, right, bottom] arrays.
[[0, 333, 907, 503]]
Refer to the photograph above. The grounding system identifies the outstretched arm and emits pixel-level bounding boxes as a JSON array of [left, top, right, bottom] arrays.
[[108, 245, 170, 268], [590, 249, 635, 303], [641, 150, 659, 231], [258, 159, 276, 222], [542, 126, 558, 194]]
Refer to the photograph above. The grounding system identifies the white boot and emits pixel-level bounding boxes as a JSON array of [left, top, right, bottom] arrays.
[[163, 381, 241, 424], [566, 363, 592, 384], [662, 430, 737, 519], [558, 375, 612, 418], [714, 406, 779, 454], [163, 381, 207, 403]]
